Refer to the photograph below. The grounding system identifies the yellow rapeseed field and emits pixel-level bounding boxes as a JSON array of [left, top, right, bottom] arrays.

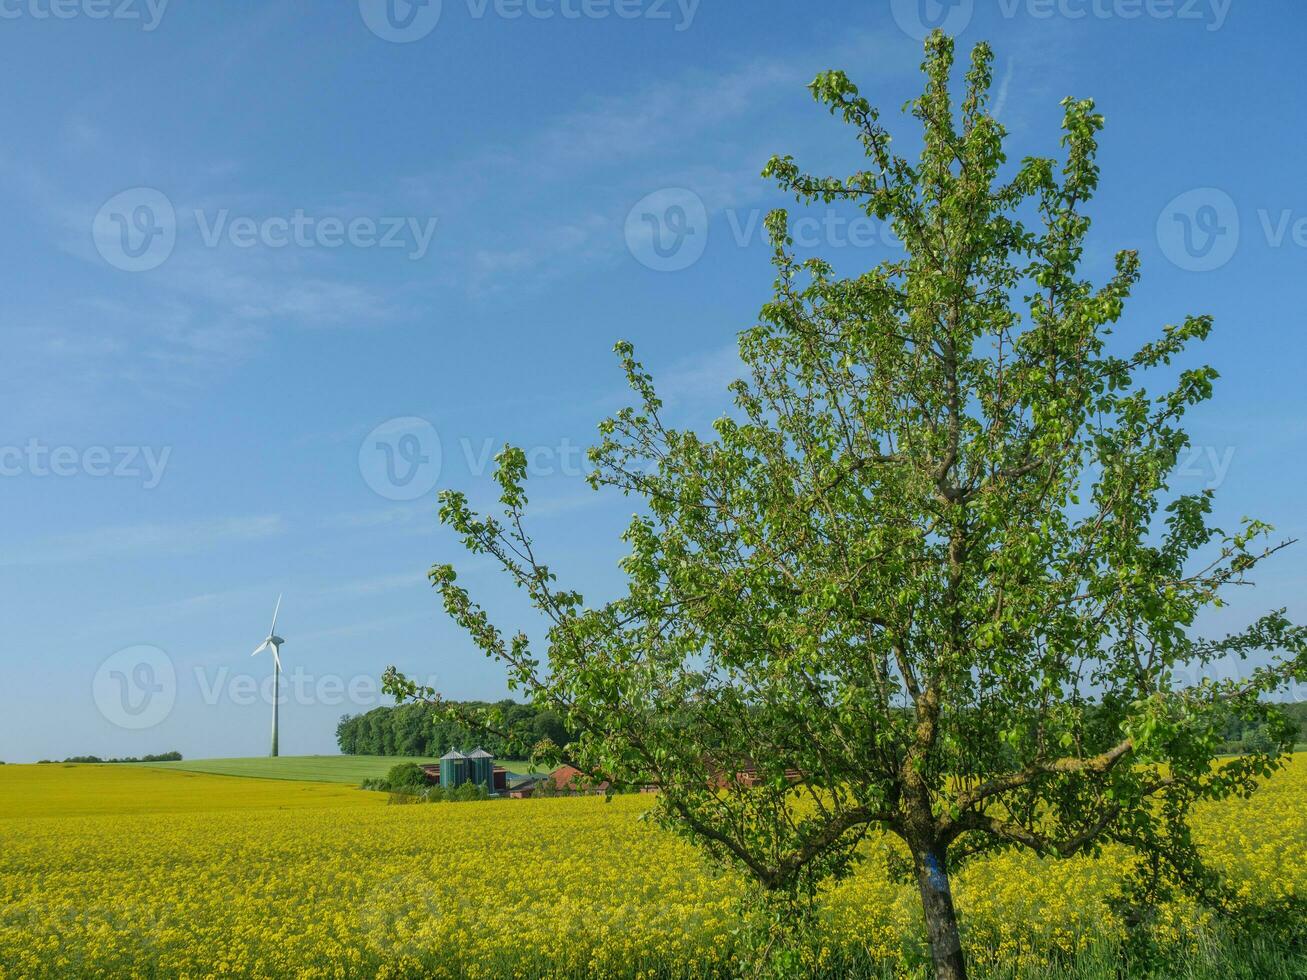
[[0, 757, 1302, 978]]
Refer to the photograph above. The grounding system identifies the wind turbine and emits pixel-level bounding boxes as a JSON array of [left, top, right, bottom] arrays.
[[250, 594, 285, 757]]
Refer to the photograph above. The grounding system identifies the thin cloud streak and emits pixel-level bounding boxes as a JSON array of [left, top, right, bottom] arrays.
[[0, 514, 286, 567]]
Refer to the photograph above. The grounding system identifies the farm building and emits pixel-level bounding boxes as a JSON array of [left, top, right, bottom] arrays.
[[711, 766, 803, 790], [422, 748, 509, 794], [638, 762, 804, 795], [545, 764, 610, 795], [505, 772, 548, 798], [415, 753, 622, 799], [411, 756, 802, 800], [417, 749, 586, 798]]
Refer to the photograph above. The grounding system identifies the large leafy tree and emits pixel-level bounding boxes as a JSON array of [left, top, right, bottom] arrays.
[[388, 33, 1306, 979]]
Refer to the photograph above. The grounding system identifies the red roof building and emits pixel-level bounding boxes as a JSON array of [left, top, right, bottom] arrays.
[[547, 764, 610, 795]]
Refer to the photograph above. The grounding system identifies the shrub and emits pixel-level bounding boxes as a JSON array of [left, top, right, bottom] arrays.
[[1244, 728, 1276, 755], [383, 763, 429, 790], [452, 782, 488, 802]]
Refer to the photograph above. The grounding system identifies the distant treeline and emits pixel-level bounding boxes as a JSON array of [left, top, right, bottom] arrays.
[[37, 752, 183, 764], [1220, 701, 1307, 753], [337, 701, 571, 758], [338, 699, 1305, 759]]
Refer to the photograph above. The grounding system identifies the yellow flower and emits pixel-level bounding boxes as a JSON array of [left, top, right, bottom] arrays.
[[0, 756, 1303, 976]]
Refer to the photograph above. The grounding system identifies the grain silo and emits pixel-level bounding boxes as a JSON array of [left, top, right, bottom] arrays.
[[439, 748, 467, 788], [467, 747, 493, 790]]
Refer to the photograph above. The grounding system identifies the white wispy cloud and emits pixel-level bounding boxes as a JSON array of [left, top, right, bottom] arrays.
[[518, 59, 801, 180], [313, 572, 428, 598], [295, 610, 434, 645], [0, 141, 420, 411], [66, 569, 432, 641], [320, 502, 436, 532], [992, 57, 1016, 121], [466, 211, 616, 297], [435, 29, 906, 193], [400, 30, 909, 298], [1, 514, 286, 567], [655, 343, 746, 407]]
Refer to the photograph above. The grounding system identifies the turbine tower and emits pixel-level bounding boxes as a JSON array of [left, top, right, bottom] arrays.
[[250, 594, 285, 757]]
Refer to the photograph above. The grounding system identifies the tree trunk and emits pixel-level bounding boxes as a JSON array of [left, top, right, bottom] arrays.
[[915, 845, 967, 980]]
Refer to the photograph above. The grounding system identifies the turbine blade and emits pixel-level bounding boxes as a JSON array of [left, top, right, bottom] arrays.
[[251, 640, 270, 657], [269, 593, 282, 636], [272, 647, 283, 673]]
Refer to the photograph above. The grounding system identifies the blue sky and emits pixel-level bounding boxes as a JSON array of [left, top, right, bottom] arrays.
[[1, 1, 1304, 762]]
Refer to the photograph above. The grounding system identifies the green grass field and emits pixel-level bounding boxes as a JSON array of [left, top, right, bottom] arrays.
[[138, 755, 541, 784]]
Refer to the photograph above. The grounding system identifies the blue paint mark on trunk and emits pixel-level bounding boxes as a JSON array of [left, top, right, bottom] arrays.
[[925, 852, 950, 893]]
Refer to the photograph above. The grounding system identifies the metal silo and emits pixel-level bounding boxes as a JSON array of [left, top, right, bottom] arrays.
[[467, 747, 493, 791], [439, 748, 467, 788]]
